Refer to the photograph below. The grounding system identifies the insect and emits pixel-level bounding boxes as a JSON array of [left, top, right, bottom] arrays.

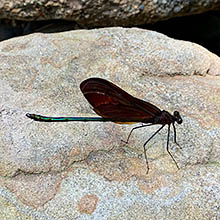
[[26, 78, 183, 173]]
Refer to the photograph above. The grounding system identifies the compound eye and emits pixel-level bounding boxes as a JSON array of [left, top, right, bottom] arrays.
[[177, 118, 183, 124], [173, 111, 183, 124]]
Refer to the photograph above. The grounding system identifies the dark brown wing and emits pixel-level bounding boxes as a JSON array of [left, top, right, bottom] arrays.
[[80, 78, 161, 123]]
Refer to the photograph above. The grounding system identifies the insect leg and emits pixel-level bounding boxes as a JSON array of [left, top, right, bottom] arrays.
[[172, 122, 182, 149], [143, 124, 165, 173], [122, 123, 154, 144], [167, 124, 180, 170]]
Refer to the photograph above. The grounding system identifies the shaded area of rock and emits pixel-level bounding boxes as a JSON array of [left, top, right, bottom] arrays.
[[142, 11, 220, 57], [0, 19, 80, 41], [0, 0, 220, 27]]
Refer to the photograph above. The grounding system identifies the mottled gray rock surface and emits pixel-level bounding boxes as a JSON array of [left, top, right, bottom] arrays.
[[0, 0, 220, 26], [0, 28, 219, 219]]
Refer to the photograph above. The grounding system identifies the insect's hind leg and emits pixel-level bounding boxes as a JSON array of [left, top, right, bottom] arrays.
[[121, 123, 154, 144], [143, 124, 165, 173]]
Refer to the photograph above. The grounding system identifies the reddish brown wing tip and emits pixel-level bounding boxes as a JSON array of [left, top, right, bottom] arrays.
[[80, 78, 106, 92]]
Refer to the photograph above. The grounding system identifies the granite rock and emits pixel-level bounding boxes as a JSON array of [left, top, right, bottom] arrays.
[[0, 0, 220, 26], [0, 27, 219, 219]]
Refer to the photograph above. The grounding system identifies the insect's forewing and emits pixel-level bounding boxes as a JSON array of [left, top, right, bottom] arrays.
[[80, 78, 161, 123]]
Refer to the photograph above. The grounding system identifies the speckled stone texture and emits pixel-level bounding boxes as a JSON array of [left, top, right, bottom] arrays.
[[0, 28, 219, 219], [0, 0, 220, 26]]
